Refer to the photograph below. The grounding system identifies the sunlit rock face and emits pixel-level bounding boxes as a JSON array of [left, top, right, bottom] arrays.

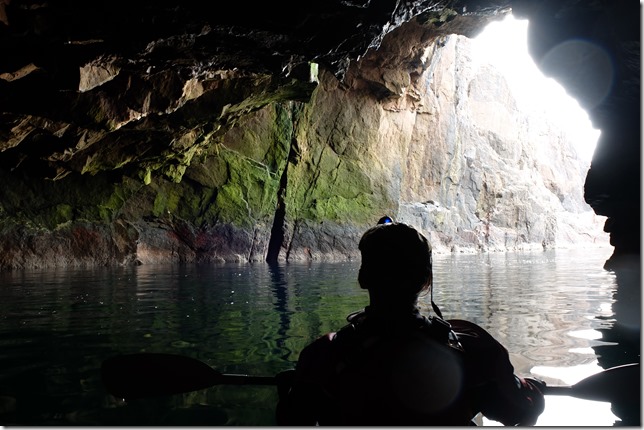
[[231, 35, 609, 260], [0, 1, 638, 268], [389, 35, 607, 253]]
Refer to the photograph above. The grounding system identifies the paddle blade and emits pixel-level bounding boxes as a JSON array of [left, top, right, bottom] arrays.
[[101, 353, 222, 400], [544, 363, 640, 404]]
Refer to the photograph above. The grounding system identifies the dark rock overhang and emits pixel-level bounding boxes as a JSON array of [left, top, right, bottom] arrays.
[[0, 0, 515, 181]]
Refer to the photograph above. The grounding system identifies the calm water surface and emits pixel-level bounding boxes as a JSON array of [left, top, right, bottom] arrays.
[[0, 247, 638, 426]]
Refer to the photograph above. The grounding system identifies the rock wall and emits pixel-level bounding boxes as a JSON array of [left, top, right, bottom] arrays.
[[278, 34, 607, 258], [0, 35, 608, 269], [397, 35, 606, 252]]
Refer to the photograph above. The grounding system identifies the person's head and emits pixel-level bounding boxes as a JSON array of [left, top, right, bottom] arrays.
[[358, 220, 433, 303]]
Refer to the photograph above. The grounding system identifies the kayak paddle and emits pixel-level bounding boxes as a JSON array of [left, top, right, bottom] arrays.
[[102, 352, 639, 406], [101, 352, 277, 400], [543, 362, 639, 405]]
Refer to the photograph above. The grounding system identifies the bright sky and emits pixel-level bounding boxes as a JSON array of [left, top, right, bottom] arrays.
[[471, 15, 601, 162]]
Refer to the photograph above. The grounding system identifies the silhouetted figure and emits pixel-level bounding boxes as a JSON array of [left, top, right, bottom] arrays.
[[276, 218, 545, 425]]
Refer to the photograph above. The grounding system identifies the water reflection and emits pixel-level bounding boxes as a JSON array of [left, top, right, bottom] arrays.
[[0, 248, 638, 426], [268, 263, 291, 361], [424, 248, 639, 426], [592, 255, 641, 425]]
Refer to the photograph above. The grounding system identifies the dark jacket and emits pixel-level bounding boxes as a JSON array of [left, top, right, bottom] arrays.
[[276, 307, 544, 426]]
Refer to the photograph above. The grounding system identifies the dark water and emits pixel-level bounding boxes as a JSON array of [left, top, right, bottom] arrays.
[[0, 247, 639, 426]]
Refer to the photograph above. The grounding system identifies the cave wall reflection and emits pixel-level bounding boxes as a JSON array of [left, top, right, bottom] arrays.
[[593, 257, 641, 425]]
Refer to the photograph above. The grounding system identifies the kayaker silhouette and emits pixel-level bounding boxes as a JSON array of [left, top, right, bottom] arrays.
[[276, 217, 546, 425]]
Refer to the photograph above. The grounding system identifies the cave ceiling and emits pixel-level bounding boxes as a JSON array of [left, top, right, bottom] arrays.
[[0, 0, 519, 182]]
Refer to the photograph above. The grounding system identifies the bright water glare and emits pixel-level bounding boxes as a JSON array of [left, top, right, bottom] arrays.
[[0, 247, 637, 426]]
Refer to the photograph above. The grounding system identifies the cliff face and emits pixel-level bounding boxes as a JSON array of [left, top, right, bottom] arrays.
[[398, 35, 605, 253], [0, 34, 607, 268]]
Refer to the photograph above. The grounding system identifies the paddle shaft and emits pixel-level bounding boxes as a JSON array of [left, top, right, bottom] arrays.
[[218, 374, 276, 385], [102, 353, 638, 404], [102, 352, 281, 399], [544, 386, 585, 396]]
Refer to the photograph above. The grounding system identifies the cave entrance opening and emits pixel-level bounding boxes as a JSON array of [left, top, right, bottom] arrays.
[[468, 15, 615, 426], [471, 14, 601, 163]]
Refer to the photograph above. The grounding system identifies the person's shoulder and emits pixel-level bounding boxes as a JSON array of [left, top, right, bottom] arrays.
[[447, 319, 483, 331], [296, 331, 341, 377], [300, 332, 337, 356], [447, 319, 495, 340], [446, 318, 509, 355]]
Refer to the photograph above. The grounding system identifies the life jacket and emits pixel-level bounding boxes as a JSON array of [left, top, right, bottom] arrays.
[[316, 308, 472, 425], [335, 307, 464, 363]]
